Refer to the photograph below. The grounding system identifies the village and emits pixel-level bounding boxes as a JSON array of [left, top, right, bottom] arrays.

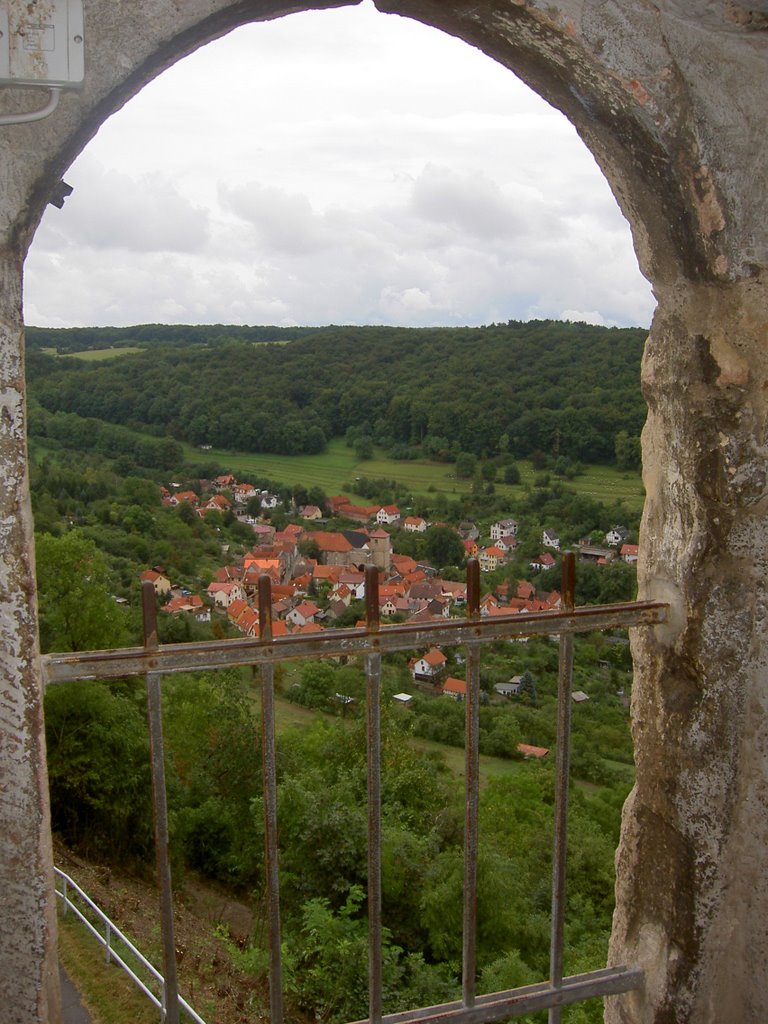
[[137, 472, 638, 719]]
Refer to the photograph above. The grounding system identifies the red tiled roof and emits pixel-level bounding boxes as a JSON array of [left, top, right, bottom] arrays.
[[443, 677, 467, 695], [517, 743, 550, 759], [423, 648, 447, 666], [227, 599, 249, 621], [309, 532, 353, 553], [293, 601, 320, 618]]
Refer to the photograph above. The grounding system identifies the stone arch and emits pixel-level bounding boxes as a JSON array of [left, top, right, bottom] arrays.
[[2, 4, 767, 1023]]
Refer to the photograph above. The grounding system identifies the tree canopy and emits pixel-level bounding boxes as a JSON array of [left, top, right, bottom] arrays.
[[27, 320, 646, 465]]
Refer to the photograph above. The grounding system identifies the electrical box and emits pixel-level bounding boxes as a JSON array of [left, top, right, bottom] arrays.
[[0, 0, 84, 88]]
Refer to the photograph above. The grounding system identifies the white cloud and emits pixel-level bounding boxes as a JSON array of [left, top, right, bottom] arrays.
[[22, 0, 655, 330], [219, 182, 330, 253], [33, 157, 209, 254]]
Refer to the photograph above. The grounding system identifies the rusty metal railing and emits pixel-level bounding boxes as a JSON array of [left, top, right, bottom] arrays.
[[43, 554, 666, 1024]]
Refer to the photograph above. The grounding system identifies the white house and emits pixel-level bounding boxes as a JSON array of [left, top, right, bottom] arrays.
[[605, 525, 629, 546], [287, 601, 320, 627], [403, 516, 428, 532], [491, 518, 518, 541], [206, 581, 246, 608], [494, 679, 521, 698], [530, 552, 557, 572], [376, 505, 401, 525], [410, 648, 447, 681], [542, 528, 561, 550]]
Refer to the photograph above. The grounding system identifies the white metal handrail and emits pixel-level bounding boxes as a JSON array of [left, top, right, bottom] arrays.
[[54, 866, 206, 1024]]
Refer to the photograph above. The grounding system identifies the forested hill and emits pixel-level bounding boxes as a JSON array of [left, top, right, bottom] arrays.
[[26, 320, 647, 465]]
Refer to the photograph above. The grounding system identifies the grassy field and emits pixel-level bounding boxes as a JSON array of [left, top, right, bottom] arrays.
[[251, 680, 540, 785], [58, 913, 160, 1024], [41, 346, 144, 361], [182, 437, 645, 513]]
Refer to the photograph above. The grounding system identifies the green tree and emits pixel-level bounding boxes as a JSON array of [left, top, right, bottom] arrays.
[[503, 463, 521, 485], [518, 669, 538, 705], [614, 430, 641, 471], [455, 452, 477, 479], [424, 526, 466, 569], [354, 436, 374, 460], [35, 531, 130, 653], [44, 681, 153, 863]]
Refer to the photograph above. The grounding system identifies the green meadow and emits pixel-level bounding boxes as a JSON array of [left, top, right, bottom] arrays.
[[42, 346, 144, 361], [181, 437, 645, 513]]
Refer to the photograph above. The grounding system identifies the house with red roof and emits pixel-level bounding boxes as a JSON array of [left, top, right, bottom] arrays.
[[329, 582, 353, 606], [530, 552, 557, 572], [313, 564, 343, 585], [375, 505, 401, 526], [232, 483, 257, 502], [300, 505, 323, 520], [234, 606, 260, 637], [139, 569, 171, 595], [163, 594, 210, 621], [403, 516, 427, 532], [339, 504, 378, 524], [308, 531, 355, 564], [207, 581, 246, 608], [287, 601, 321, 628], [293, 621, 324, 635], [410, 648, 447, 681], [205, 494, 231, 512], [213, 564, 244, 583], [621, 543, 639, 563], [478, 546, 506, 572], [226, 598, 249, 623], [169, 490, 198, 507], [440, 580, 468, 605], [442, 677, 467, 701], [327, 495, 352, 515], [391, 553, 419, 576]]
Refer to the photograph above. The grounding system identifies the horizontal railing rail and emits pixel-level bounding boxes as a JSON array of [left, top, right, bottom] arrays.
[[54, 866, 206, 1024], [43, 599, 665, 683]]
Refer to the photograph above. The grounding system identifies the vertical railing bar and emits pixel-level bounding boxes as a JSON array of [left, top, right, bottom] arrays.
[[548, 553, 576, 1024], [142, 581, 180, 1024], [365, 564, 383, 1024], [462, 558, 481, 1008], [258, 575, 284, 1024]]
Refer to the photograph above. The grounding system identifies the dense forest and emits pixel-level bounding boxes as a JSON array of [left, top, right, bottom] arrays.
[[26, 320, 646, 466]]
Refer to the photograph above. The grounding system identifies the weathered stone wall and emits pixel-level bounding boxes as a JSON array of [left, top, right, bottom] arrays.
[[0, 245, 59, 1024], [1, 2, 766, 1021], [607, 271, 768, 1023]]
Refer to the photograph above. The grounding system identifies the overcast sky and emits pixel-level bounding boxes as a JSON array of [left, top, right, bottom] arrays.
[[24, 1, 655, 330]]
